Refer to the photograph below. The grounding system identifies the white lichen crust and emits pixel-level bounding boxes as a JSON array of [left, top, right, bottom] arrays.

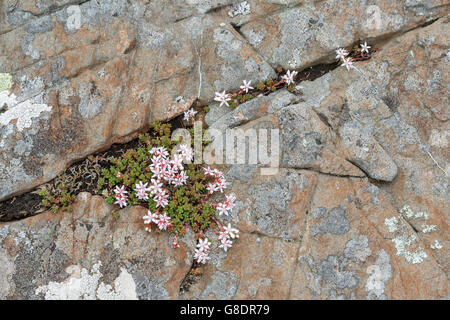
[[35, 261, 138, 300]]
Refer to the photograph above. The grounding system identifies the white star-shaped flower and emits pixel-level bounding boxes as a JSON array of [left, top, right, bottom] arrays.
[[341, 57, 353, 71], [281, 70, 298, 85], [335, 48, 349, 60], [214, 91, 231, 107], [219, 239, 233, 252], [223, 223, 239, 239], [360, 42, 371, 54], [183, 108, 197, 121], [240, 80, 254, 93]]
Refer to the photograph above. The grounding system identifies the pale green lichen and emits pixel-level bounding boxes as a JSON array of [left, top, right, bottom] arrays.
[[400, 205, 429, 220], [430, 240, 443, 250], [0, 92, 52, 132], [0, 73, 13, 93], [365, 249, 391, 299], [384, 212, 428, 264], [399, 205, 414, 218], [391, 233, 428, 264], [421, 224, 437, 233], [399, 205, 437, 234], [384, 217, 398, 233]]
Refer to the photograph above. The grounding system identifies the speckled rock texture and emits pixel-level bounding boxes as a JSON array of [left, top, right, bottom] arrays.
[[1, 0, 449, 300], [0, 192, 195, 299], [0, 0, 276, 201]]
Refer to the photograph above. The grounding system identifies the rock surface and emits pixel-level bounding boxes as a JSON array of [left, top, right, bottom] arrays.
[[0, 1, 449, 300], [0, 192, 195, 299], [240, 0, 448, 69], [0, 0, 277, 201]]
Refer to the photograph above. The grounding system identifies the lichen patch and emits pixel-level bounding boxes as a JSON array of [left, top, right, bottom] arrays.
[[384, 210, 429, 265], [35, 261, 138, 300], [0, 92, 52, 132], [0, 73, 13, 93]]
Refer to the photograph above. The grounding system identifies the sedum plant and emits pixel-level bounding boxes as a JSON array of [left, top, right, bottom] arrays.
[[39, 121, 240, 264], [213, 41, 375, 109], [99, 122, 239, 264]]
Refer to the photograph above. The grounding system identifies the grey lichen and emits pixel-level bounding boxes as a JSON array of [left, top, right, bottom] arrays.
[[344, 235, 372, 263], [365, 249, 392, 300], [200, 271, 238, 300], [318, 255, 358, 290], [228, 1, 251, 18], [311, 206, 351, 237]]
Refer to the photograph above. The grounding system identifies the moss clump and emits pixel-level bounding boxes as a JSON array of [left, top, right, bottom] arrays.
[[39, 159, 101, 213]]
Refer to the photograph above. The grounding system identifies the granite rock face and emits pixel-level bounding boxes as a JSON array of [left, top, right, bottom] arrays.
[[0, 0, 276, 201], [239, 0, 448, 69], [0, 192, 195, 300], [181, 172, 448, 299], [1, 1, 449, 300]]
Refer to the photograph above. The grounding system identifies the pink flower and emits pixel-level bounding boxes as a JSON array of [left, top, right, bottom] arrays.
[[163, 165, 176, 183], [225, 194, 236, 209], [212, 168, 224, 179], [203, 166, 214, 176], [143, 210, 160, 232], [223, 223, 239, 239], [151, 212, 160, 224], [172, 238, 180, 249], [148, 179, 163, 196], [216, 202, 230, 216], [219, 238, 233, 252], [335, 48, 349, 60], [214, 90, 231, 107], [170, 154, 184, 171], [194, 238, 211, 264], [149, 147, 169, 158], [114, 185, 128, 197], [150, 165, 164, 180], [218, 231, 229, 242], [360, 42, 371, 54], [154, 191, 169, 208], [196, 238, 211, 252], [114, 195, 128, 208], [183, 108, 197, 121], [134, 181, 149, 200], [215, 178, 227, 193], [226, 194, 236, 202], [143, 211, 153, 225], [341, 57, 353, 71], [147, 210, 160, 224], [215, 194, 235, 216], [157, 213, 172, 230], [177, 144, 193, 162], [172, 171, 188, 187], [150, 155, 172, 180], [206, 182, 218, 194], [194, 248, 210, 264]]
